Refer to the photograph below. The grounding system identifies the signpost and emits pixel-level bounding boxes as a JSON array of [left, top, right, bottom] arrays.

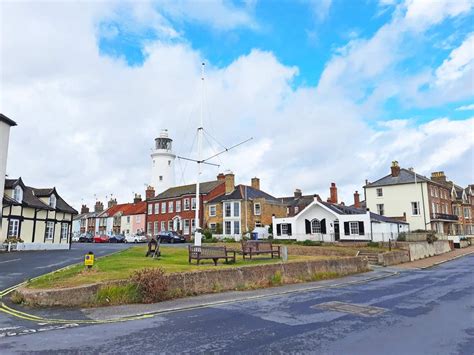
[[84, 251, 94, 269]]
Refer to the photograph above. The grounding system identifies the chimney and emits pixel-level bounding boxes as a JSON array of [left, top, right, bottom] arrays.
[[217, 173, 225, 181], [133, 194, 142, 204], [251, 177, 260, 190], [94, 201, 104, 213], [329, 182, 338, 204], [294, 189, 302, 198], [391, 161, 400, 177], [354, 191, 360, 208], [108, 198, 117, 208], [431, 171, 447, 184], [224, 172, 235, 194], [145, 185, 155, 200], [81, 204, 89, 214]]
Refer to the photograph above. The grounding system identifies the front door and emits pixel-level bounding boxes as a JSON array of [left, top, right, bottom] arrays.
[[334, 221, 340, 241]]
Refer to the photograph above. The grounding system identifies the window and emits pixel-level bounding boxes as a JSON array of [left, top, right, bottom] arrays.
[[159, 176, 163, 181], [45, 221, 54, 240], [7, 219, 20, 237], [168, 220, 173, 231], [184, 198, 190, 210], [234, 221, 240, 235], [254, 203, 261, 216], [148, 204, 153, 215], [430, 187, 434, 197], [161, 202, 166, 214], [147, 222, 152, 234], [224, 203, 231, 217], [376, 188, 383, 197], [61, 223, 69, 239], [281, 224, 288, 235], [377, 204, 384, 216], [349, 221, 359, 235], [126, 216, 130, 223], [136, 215, 141, 223], [191, 219, 196, 232], [184, 219, 190, 234], [233, 202, 240, 217], [154, 203, 159, 214], [432, 202, 436, 213], [154, 221, 159, 233], [311, 219, 321, 234], [464, 207, 470, 219], [434, 188, 438, 197], [49, 195, 56, 208], [225, 221, 232, 235], [161, 221, 165, 231], [168, 201, 174, 213], [255, 221, 262, 227], [168, 160, 171, 166], [210, 223, 216, 232], [176, 200, 181, 212], [13, 186, 23, 202], [294, 206, 299, 214], [209, 205, 216, 217], [191, 198, 196, 210], [412, 202, 420, 215]]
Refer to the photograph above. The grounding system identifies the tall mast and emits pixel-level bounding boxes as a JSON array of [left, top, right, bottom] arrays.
[[194, 62, 205, 246]]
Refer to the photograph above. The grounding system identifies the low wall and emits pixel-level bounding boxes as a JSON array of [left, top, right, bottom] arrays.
[[399, 240, 451, 261], [16, 257, 369, 307], [3, 243, 70, 251], [377, 251, 410, 266]]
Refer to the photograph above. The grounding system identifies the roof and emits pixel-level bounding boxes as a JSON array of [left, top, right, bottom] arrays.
[[369, 212, 409, 224], [3, 177, 77, 214], [0, 113, 17, 127], [319, 201, 408, 224], [151, 180, 224, 200], [278, 194, 319, 208], [121, 201, 146, 216], [365, 168, 431, 188], [208, 185, 281, 204]]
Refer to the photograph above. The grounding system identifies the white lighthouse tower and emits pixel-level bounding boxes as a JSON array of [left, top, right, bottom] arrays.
[[150, 129, 176, 194]]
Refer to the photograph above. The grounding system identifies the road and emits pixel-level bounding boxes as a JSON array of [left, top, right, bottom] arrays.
[[1, 253, 473, 354], [0, 243, 131, 291]]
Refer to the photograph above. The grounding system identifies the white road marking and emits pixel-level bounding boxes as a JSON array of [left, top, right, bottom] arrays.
[[0, 323, 79, 338], [0, 258, 21, 264], [0, 326, 20, 331], [35, 261, 69, 269]]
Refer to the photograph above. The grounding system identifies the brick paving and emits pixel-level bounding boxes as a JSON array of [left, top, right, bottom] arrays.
[[396, 245, 474, 269]]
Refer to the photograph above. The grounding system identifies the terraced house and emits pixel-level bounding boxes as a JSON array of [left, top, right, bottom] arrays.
[[1, 177, 77, 250], [204, 173, 286, 239], [145, 176, 225, 240]]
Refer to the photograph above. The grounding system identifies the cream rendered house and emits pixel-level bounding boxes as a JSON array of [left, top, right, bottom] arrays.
[[0, 113, 17, 237]]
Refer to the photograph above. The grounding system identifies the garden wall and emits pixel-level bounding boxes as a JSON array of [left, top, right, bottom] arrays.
[[16, 257, 369, 307]]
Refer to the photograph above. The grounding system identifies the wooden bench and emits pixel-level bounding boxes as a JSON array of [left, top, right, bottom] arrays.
[[146, 237, 161, 258], [188, 245, 236, 266], [241, 240, 281, 259]]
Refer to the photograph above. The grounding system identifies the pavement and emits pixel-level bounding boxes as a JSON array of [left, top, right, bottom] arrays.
[[396, 245, 474, 269], [0, 250, 473, 354]]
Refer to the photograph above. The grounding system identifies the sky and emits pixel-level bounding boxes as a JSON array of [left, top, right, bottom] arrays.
[[1, 0, 473, 210]]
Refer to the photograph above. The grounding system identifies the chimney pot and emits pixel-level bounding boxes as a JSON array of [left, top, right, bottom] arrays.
[[294, 189, 302, 198], [391, 161, 400, 177], [354, 190, 360, 208], [329, 183, 338, 204], [217, 173, 225, 181]]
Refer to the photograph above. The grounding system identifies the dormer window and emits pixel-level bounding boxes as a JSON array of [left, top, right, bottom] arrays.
[[13, 186, 23, 202], [49, 194, 57, 208]]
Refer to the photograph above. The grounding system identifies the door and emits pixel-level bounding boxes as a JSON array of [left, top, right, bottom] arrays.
[[334, 221, 340, 241]]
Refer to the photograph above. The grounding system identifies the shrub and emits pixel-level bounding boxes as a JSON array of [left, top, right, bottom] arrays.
[[222, 237, 237, 243], [367, 241, 380, 248], [203, 237, 219, 243], [426, 232, 438, 244], [397, 232, 407, 241], [412, 229, 429, 233], [297, 240, 322, 246], [202, 228, 212, 240], [10, 291, 25, 304], [131, 267, 169, 303], [269, 271, 283, 286]]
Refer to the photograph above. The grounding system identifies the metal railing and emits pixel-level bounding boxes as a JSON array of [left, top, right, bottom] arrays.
[[430, 213, 458, 221]]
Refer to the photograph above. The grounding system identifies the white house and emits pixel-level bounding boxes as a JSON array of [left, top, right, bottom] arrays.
[[272, 197, 409, 243], [0, 114, 17, 238]]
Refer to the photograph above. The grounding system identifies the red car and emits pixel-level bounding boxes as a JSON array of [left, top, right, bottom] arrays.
[[93, 234, 109, 243]]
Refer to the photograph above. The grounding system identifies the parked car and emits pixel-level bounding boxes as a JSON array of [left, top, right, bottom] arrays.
[[157, 231, 186, 244], [78, 233, 93, 243], [93, 234, 109, 243], [109, 234, 125, 243], [72, 234, 80, 242], [125, 233, 147, 243]]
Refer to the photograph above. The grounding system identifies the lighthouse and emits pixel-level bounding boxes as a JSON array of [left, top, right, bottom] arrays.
[[150, 129, 176, 194]]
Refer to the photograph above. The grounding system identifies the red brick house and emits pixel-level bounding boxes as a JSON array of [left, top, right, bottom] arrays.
[[145, 175, 226, 240]]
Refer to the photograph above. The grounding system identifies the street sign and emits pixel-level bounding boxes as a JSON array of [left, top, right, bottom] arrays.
[[84, 252, 94, 268]]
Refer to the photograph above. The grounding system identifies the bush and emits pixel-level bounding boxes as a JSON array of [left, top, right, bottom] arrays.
[[296, 240, 322, 246], [203, 237, 219, 243], [367, 241, 380, 248], [131, 267, 169, 303], [397, 232, 407, 241], [426, 232, 438, 244], [269, 271, 283, 286], [412, 229, 429, 233], [96, 284, 141, 306], [202, 228, 212, 240], [222, 237, 237, 243]]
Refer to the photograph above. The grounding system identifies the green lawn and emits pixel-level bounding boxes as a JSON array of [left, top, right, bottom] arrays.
[[27, 246, 322, 289]]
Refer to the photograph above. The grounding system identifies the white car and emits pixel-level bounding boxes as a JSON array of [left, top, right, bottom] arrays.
[[72, 234, 80, 242], [125, 234, 148, 243]]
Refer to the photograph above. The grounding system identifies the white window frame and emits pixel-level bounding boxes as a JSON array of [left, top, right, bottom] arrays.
[[349, 221, 359, 235], [45, 221, 55, 240], [154, 203, 159, 215], [225, 221, 232, 235], [184, 198, 190, 211], [136, 215, 141, 223], [411, 201, 420, 216], [49, 194, 57, 208], [148, 204, 153, 215], [281, 224, 288, 235], [224, 202, 231, 217], [168, 201, 174, 213], [294, 206, 299, 214], [168, 220, 173, 231], [183, 219, 190, 234], [376, 188, 383, 197], [154, 221, 159, 234], [377, 204, 384, 216], [147, 222, 152, 234], [233, 202, 240, 217], [311, 219, 321, 234], [13, 186, 23, 202], [8, 219, 20, 238], [61, 223, 69, 239], [191, 219, 196, 232], [254, 203, 261, 216], [191, 198, 196, 210], [161, 221, 165, 231], [209, 223, 216, 232], [209, 205, 217, 217], [176, 200, 181, 212], [233, 221, 240, 235], [161, 202, 166, 214]]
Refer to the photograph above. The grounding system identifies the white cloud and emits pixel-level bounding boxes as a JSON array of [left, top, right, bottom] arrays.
[[1, 0, 472, 210], [309, 0, 333, 22], [456, 104, 474, 111]]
